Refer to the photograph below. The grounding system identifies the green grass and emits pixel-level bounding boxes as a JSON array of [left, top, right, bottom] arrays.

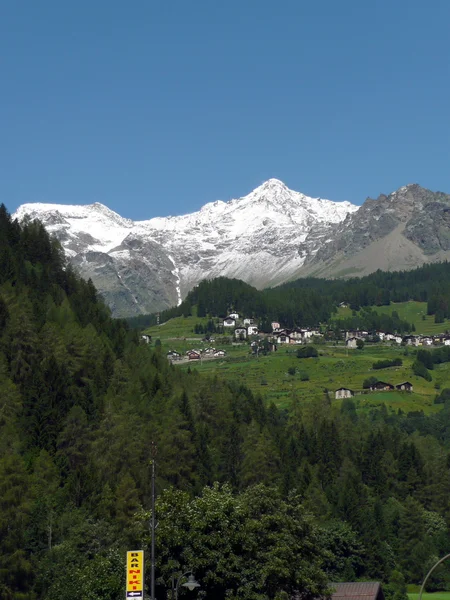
[[143, 313, 450, 412], [409, 593, 450, 600], [336, 301, 450, 335]]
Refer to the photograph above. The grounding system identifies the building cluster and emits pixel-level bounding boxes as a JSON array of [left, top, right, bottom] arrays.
[[222, 313, 259, 339], [167, 348, 227, 362], [335, 380, 413, 399], [344, 329, 450, 348], [271, 326, 322, 345]]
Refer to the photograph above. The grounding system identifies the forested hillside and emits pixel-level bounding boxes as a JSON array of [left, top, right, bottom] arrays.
[[3, 207, 450, 599], [128, 262, 450, 331]]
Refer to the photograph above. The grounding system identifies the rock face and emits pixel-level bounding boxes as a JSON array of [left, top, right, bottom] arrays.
[[295, 184, 450, 278], [13, 181, 450, 317], [13, 179, 356, 316]]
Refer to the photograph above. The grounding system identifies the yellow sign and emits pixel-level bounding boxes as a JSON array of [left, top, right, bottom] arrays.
[[126, 550, 144, 598]]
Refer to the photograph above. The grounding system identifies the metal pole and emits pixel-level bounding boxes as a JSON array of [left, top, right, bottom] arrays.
[[150, 443, 156, 600], [419, 552, 450, 600]]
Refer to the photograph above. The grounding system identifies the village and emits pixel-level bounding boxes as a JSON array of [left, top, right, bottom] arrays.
[[141, 310, 450, 404]]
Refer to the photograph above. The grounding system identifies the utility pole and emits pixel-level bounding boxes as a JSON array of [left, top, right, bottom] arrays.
[[150, 442, 156, 600]]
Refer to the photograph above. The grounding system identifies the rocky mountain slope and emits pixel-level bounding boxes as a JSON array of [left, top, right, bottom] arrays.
[[296, 184, 450, 278], [13, 179, 356, 316], [13, 180, 450, 317]]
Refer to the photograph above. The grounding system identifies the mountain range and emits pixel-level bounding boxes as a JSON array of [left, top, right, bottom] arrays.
[[13, 179, 450, 317]]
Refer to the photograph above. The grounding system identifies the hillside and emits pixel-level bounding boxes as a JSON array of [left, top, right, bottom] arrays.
[[3, 203, 450, 597]]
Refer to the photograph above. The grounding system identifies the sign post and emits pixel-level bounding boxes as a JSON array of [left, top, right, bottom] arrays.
[[126, 550, 144, 599]]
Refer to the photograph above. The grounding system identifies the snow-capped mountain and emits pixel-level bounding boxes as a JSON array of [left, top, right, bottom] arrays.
[[13, 179, 357, 316]]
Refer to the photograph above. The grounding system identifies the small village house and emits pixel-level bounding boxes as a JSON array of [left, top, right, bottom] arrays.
[[346, 337, 358, 349], [271, 321, 281, 331], [247, 325, 258, 336], [214, 350, 226, 357], [335, 387, 354, 400], [395, 381, 413, 392], [243, 318, 254, 325], [330, 582, 385, 600], [234, 327, 247, 339], [223, 317, 236, 327], [229, 312, 239, 320], [187, 350, 201, 360], [370, 381, 394, 391]]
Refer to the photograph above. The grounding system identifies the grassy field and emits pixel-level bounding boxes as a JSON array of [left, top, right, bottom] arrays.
[[145, 316, 448, 411], [409, 593, 450, 600], [336, 301, 450, 335]]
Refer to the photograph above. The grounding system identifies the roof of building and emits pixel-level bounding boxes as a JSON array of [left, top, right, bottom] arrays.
[[331, 582, 383, 600]]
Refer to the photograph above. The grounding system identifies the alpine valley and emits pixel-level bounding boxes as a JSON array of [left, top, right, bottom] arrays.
[[13, 179, 450, 317]]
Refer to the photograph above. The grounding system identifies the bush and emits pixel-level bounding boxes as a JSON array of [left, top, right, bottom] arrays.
[[297, 346, 318, 358], [287, 367, 296, 376], [412, 360, 432, 381], [299, 372, 310, 381], [372, 358, 402, 370], [363, 376, 378, 389]]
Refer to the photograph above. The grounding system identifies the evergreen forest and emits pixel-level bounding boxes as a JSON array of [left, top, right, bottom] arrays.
[[3, 206, 450, 599], [127, 262, 450, 331]]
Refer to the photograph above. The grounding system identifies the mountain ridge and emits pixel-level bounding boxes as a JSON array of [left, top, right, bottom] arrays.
[[13, 179, 450, 317]]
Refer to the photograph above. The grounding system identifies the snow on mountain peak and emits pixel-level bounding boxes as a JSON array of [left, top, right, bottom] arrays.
[[13, 180, 359, 316]]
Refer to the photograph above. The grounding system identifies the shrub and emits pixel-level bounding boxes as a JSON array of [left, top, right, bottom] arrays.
[[372, 358, 402, 370], [296, 346, 318, 358], [412, 360, 432, 381]]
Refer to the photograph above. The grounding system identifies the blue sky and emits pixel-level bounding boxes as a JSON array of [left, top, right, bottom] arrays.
[[2, 0, 450, 220]]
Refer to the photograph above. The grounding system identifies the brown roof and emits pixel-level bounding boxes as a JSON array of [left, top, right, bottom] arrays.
[[331, 582, 383, 600]]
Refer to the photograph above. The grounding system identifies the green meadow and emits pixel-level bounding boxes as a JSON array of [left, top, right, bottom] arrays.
[[335, 301, 450, 335], [145, 315, 449, 411], [409, 594, 450, 600]]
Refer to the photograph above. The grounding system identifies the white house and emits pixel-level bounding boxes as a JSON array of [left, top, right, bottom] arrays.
[[223, 317, 236, 327], [243, 318, 254, 326], [276, 334, 291, 344], [141, 335, 151, 344], [229, 312, 239, 320], [444, 337, 450, 346], [167, 350, 180, 360], [335, 387, 354, 400], [346, 337, 358, 349], [271, 322, 281, 331], [421, 337, 433, 346], [214, 349, 226, 357], [247, 325, 258, 336], [234, 327, 247, 339]]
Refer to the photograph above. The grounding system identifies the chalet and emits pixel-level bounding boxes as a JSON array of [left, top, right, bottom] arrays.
[[376, 331, 386, 341], [421, 336, 433, 346], [330, 582, 385, 600], [335, 387, 354, 400], [141, 334, 151, 344], [214, 350, 226, 357], [203, 347, 215, 356], [247, 325, 258, 336], [396, 381, 413, 392], [166, 350, 181, 360], [234, 327, 247, 339], [346, 337, 358, 349], [370, 381, 394, 391], [290, 328, 303, 340], [243, 318, 254, 326], [444, 337, 450, 346], [223, 317, 236, 328], [271, 321, 281, 331], [403, 335, 420, 346], [229, 312, 239, 320], [187, 350, 201, 360], [276, 333, 292, 344], [339, 302, 349, 308]]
